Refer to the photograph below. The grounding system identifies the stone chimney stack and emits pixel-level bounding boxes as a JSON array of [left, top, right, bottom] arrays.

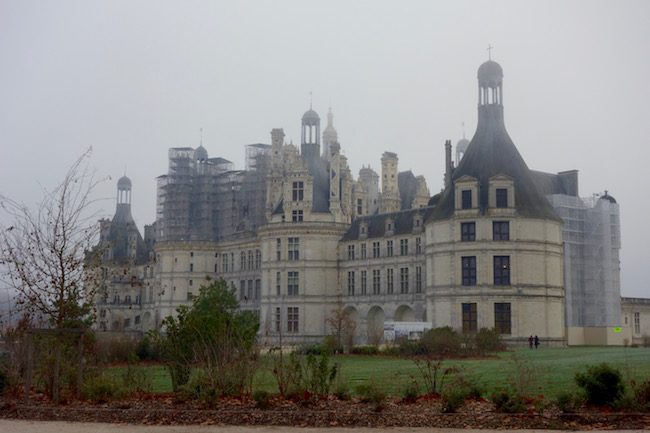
[[444, 140, 453, 189]]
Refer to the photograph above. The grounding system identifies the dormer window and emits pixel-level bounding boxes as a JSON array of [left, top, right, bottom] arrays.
[[496, 188, 508, 208], [461, 190, 472, 209]]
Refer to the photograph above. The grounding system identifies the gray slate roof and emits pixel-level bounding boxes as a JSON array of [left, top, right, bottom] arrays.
[[342, 206, 432, 241], [428, 106, 561, 222]]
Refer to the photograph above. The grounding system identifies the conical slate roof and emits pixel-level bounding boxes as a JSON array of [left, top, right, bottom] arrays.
[[429, 61, 560, 222]]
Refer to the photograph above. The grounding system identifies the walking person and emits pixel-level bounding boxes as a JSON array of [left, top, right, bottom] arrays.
[[528, 335, 533, 349], [534, 335, 540, 349]]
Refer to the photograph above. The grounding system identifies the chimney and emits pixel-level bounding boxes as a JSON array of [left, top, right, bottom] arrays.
[[444, 140, 453, 188]]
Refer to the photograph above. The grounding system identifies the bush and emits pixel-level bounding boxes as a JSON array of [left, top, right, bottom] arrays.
[[575, 363, 625, 406], [421, 327, 462, 356], [413, 357, 458, 395], [474, 328, 505, 354], [0, 364, 7, 395], [333, 380, 351, 401], [401, 378, 420, 402], [155, 279, 259, 394], [491, 389, 526, 413], [555, 390, 582, 413], [350, 345, 379, 356], [441, 388, 468, 413], [355, 381, 386, 411], [83, 372, 124, 403], [253, 390, 271, 409], [633, 379, 650, 410]]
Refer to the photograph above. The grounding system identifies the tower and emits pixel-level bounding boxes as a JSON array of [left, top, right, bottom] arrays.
[[379, 152, 400, 213], [115, 175, 134, 223], [301, 106, 320, 164], [322, 107, 338, 160]]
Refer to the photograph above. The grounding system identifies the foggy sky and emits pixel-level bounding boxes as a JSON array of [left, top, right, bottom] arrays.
[[1, 0, 649, 298]]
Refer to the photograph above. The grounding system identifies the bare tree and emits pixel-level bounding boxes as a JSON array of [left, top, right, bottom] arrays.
[[326, 305, 357, 353], [0, 148, 103, 329]]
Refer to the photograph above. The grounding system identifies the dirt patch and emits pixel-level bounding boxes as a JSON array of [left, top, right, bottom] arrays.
[[1, 394, 649, 429]]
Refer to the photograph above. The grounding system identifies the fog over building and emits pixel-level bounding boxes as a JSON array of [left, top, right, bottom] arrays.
[[94, 60, 648, 345]]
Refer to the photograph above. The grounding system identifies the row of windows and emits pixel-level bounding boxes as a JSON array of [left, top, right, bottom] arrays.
[[462, 256, 511, 286], [275, 306, 300, 333], [183, 249, 263, 274], [461, 187, 508, 209], [239, 279, 262, 302], [461, 221, 509, 241], [346, 237, 423, 260], [346, 267, 423, 296], [462, 302, 511, 334]]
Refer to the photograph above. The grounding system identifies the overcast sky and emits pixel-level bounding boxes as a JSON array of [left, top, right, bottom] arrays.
[[1, 0, 648, 298]]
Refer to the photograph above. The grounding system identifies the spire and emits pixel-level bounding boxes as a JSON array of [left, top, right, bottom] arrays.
[[322, 106, 338, 160]]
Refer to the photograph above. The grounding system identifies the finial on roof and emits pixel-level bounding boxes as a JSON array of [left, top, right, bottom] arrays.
[[462, 121, 466, 139], [200, 127, 203, 146], [487, 44, 493, 60], [309, 91, 313, 110]]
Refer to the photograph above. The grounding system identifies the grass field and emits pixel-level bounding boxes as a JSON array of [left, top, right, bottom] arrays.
[[109, 346, 650, 398]]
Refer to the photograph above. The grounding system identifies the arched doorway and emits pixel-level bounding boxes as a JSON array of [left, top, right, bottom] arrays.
[[367, 306, 385, 345], [395, 305, 415, 322]]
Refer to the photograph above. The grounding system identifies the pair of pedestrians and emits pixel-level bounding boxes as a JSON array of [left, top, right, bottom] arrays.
[[528, 334, 540, 349]]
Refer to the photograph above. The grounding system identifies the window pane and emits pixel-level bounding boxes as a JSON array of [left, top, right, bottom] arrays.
[[496, 188, 508, 208], [462, 190, 472, 209], [493, 256, 510, 285]]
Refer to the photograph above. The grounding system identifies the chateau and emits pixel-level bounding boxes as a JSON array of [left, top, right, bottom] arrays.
[[94, 60, 648, 346]]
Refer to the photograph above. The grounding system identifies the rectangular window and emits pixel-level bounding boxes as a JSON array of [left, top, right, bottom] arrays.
[[287, 307, 299, 333], [288, 237, 300, 260], [275, 307, 281, 332], [372, 269, 381, 295], [223, 254, 229, 272], [462, 256, 477, 286], [248, 250, 254, 269], [462, 303, 478, 333], [495, 303, 511, 334], [387, 240, 393, 257], [462, 189, 472, 209], [255, 250, 261, 269], [287, 271, 299, 296], [494, 256, 511, 285], [461, 222, 476, 241], [361, 270, 367, 295], [634, 312, 641, 334], [347, 271, 355, 296], [247, 280, 253, 300], [255, 279, 261, 300], [347, 244, 355, 260], [357, 198, 363, 215], [240, 252, 246, 270], [416, 266, 422, 293], [400, 239, 409, 255], [387, 268, 394, 294], [416, 237, 422, 254], [214, 263, 218, 273], [292, 210, 304, 222], [493, 221, 510, 241], [400, 267, 409, 294], [240, 280, 246, 301], [360, 243, 367, 259], [373, 241, 380, 258], [187, 292, 193, 301], [496, 188, 508, 208], [189, 263, 194, 272], [276, 238, 281, 261], [276, 271, 281, 296], [189, 279, 193, 286], [292, 181, 304, 201]]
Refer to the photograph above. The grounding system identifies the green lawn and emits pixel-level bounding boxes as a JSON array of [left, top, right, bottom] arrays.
[[109, 346, 650, 398]]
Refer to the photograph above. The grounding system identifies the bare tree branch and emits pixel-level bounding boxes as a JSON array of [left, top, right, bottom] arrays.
[[0, 147, 105, 329]]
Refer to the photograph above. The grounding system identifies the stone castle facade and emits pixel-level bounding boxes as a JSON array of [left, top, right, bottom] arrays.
[[95, 60, 647, 345]]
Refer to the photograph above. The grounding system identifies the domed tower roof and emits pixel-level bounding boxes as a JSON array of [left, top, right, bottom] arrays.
[[456, 138, 470, 154], [302, 108, 320, 123], [195, 145, 208, 161], [429, 59, 560, 222], [477, 60, 503, 86], [117, 175, 132, 189]]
